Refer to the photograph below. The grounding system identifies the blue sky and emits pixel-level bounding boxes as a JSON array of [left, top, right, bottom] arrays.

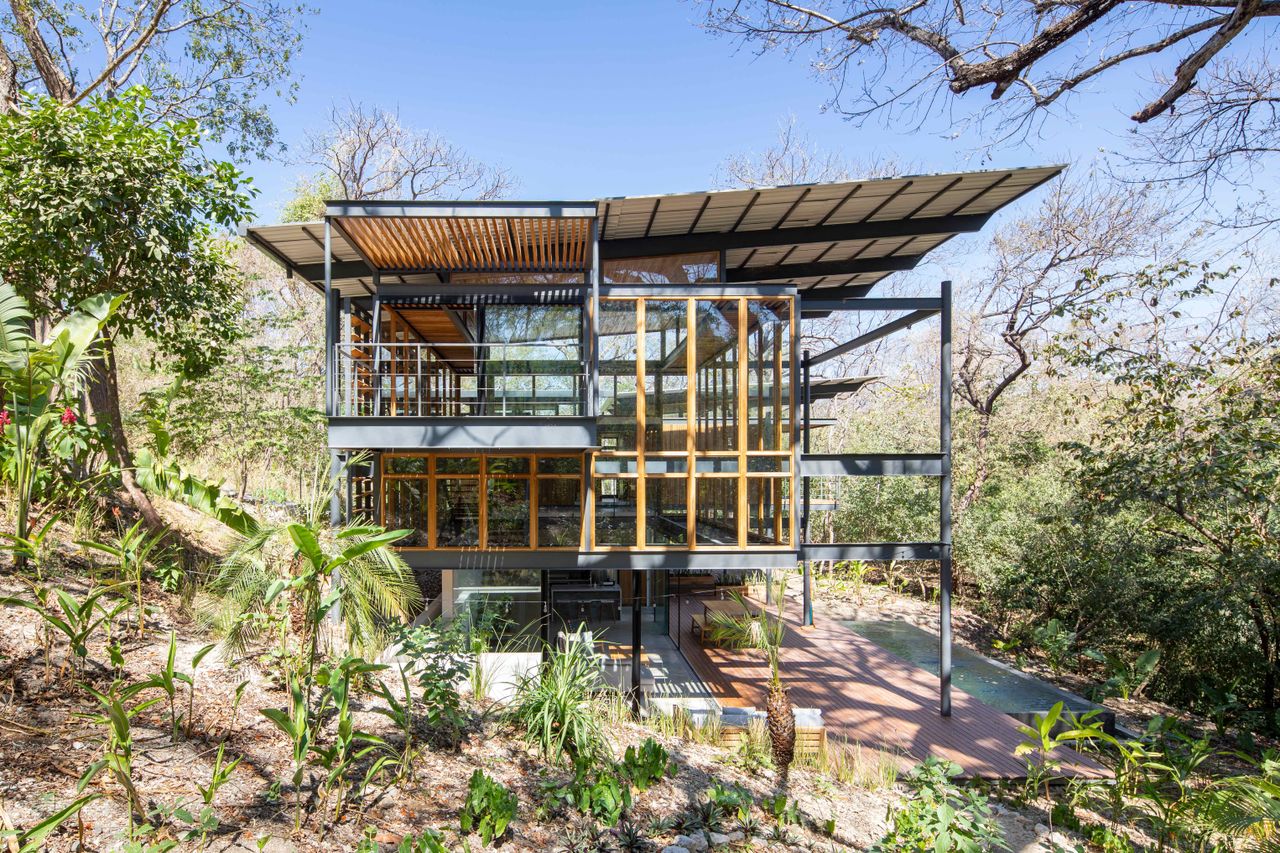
[[243, 0, 1186, 221]]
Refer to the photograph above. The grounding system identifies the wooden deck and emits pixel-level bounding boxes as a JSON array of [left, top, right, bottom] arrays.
[[667, 594, 1107, 780]]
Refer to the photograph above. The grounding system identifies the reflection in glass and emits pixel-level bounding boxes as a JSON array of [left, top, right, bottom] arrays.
[[644, 300, 688, 453], [594, 477, 637, 546], [537, 477, 581, 547], [747, 478, 790, 545], [602, 253, 718, 284], [382, 479, 428, 547], [646, 477, 688, 545], [436, 456, 480, 475], [436, 478, 480, 546], [481, 306, 583, 416], [598, 301, 638, 451], [384, 456, 427, 474], [452, 569, 542, 652], [487, 478, 530, 547], [746, 300, 791, 451], [538, 456, 582, 474], [487, 456, 530, 475], [696, 478, 738, 546], [695, 300, 740, 452]]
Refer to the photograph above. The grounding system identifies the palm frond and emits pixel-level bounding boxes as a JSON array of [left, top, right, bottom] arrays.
[[1191, 776, 1280, 850]]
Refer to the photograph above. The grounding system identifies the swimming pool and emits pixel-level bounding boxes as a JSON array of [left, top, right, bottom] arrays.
[[841, 619, 1113, 732]]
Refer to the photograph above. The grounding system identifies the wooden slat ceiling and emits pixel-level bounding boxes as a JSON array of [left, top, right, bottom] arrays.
[[338, 216, 591, 273], [244, 165, 1064, 297]]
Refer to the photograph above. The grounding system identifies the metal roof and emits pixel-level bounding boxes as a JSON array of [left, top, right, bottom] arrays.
[[244, 165, 1063, 298]]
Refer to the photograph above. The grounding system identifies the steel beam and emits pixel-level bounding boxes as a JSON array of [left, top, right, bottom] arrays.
[[799, 543, 943, 562], [808, 309, 939, 367], [327, 417, 597, 451], [397, 550, 802, 571], [598, 212, 992, 258], [372, 285, 585, 305], [799, 297, 943, 313], [601, 284, 796, 298], [801, 453, 945, 477]]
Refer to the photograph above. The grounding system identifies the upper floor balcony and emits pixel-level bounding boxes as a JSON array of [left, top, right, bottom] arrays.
[[334, 340, 587, 418]]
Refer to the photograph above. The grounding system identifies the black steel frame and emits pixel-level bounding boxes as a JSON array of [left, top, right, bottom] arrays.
[[317, 204, 956, 715], [795, 282, 954, 715]]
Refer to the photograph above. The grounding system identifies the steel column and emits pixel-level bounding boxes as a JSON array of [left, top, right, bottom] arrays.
[[939, 280, 954, 717], [631, 576, 642, 711], [801, 350, 813, 627]]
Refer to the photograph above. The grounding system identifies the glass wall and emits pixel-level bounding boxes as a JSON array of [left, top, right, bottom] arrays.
[[593, 295, 794, 550], [378, 295, 793, 552], [602, 252, 718, 285], [383, 453, 582, 549]]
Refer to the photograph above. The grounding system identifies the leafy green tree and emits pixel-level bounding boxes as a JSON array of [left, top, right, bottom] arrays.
[[0, 89, 254, 528], [140, 273, 325, 500], [0, 0, 309, 159], [1057, 262, 1280, 728]]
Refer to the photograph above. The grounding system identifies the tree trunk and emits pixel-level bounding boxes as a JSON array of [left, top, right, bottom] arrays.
[[767, 682, 796, 783], [956, 408, 991, 519], [1247, 598, 1278, 732], [87, 331, 165, 532]]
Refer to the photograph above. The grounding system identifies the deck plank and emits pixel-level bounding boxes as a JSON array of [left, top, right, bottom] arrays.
[[666, 593, 1108, 780]]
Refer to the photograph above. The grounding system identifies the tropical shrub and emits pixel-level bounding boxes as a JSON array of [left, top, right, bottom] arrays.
[[460, 769, 517, 845], [206, 511, 420, 666], [873, 758, 1005, 853], [0, 282, 122, 571], [619, 738, 676, 791], [392, 620, 472, 746], [509, 642, 608, 766], [705, 584, 796, 781]]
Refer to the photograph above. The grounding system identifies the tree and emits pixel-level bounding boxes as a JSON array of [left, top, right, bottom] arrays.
[[951, 176, 1168, 516], [707, 585, 796, 783], [698, 1, 1280, 220], [285, 100, 513, 220], [0, 90, 254, 528], [138, 246, 325, 501], [713, 115, 901, 189], [1057, 262, 1280, 727], [0, 0, 309, 158]]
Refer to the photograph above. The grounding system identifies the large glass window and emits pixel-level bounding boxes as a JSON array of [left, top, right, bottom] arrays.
[[591, 295, 795, 550], [436, 476, 480, 547], [602, 253, 718, 285], [382, 453, 581, 549], [694, 299, 740, 453], [598, 300, 638, 452], [644, 300, 688, 453]]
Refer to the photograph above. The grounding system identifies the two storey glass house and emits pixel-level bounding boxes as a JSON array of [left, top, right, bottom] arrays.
[[245, 166, 1062, 709]]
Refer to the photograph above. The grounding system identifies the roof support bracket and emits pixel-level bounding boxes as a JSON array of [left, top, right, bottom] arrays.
[[808, 308, 939, 367]]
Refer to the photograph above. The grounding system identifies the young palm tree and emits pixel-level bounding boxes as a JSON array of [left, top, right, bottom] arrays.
[[706, 577, 796, 783], [204, 456, 422, 663]]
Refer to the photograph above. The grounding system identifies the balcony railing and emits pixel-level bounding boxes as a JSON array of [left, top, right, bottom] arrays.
[[335, 342, 586, 417]]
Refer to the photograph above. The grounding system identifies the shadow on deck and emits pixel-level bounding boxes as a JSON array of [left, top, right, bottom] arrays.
[[666, 591, 1108, 781]]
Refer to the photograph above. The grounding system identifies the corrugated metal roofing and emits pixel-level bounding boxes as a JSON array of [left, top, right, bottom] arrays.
[[244, 165, 1063, 298]]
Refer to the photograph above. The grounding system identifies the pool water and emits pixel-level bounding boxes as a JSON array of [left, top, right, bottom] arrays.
[[842, 619, 1108, 726]]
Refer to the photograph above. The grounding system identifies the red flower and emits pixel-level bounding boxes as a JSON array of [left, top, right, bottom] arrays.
[[60, 407, 77, 426], [0, 409, 9, 434]]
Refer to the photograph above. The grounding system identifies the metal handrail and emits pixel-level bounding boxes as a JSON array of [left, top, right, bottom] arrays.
[[335, 341, 587, 417]]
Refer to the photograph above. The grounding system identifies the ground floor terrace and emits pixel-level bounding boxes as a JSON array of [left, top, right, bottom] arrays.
[[435, 566, 1105, 781]]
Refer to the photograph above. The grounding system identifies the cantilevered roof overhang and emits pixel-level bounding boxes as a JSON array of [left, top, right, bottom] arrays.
[[243, 165, 1063, 297]]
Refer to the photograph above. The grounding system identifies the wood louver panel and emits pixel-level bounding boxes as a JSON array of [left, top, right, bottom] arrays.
[[337, 216, 591, 273]]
